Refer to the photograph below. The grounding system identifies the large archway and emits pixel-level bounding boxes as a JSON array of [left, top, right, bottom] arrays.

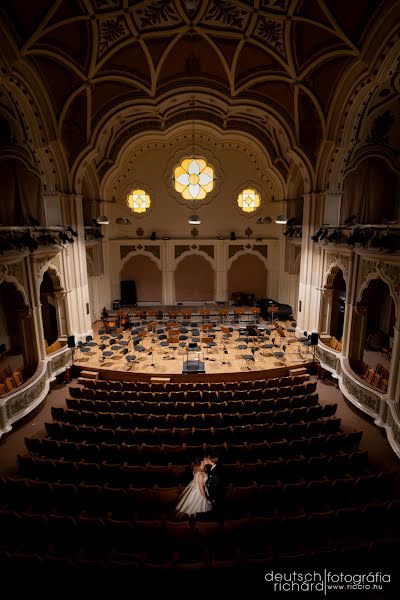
[[228, 253, 268, 303], [0, 280, 36, 393], [350, 278, 394, 392], [120, 254, 162, 304], [175, 254, 214, 303]]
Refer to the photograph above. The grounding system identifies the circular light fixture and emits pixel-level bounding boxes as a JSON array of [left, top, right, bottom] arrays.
[[188, 215, 201, 225], [275, 215, 288, 224], [96, 215, 110, 225]]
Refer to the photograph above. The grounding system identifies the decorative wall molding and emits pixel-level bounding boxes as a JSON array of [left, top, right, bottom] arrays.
[[0, 346, 71, 438], [358, 257, 400, 316], [323, 251, 351, 287], [0, 259, 29, 304]]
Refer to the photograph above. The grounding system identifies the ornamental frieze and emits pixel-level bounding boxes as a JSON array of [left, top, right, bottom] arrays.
[[6, 374, 47, 419], [144, 245, 160, 260], [324, 251, 351, 287], [198, 245, 214, 259], [229, 245, 244, 259], [359, 258, 400, 311], [342, 373, 379, 414]]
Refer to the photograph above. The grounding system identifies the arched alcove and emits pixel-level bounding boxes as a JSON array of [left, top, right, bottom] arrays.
[[361, 278, 395, 353], [329, 269, 346, 340], [228, 253, 268, 302], [350, 278, 394, 391], [40, 271, 59, 348], [0, 280, 37, 390], [341, 157, 399, 224], [0, 158, 44, 226], [175, 254, 214, 303], [120, 254, 162, 303]]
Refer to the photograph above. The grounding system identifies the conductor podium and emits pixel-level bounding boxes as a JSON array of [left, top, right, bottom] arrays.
[[182, 349, 205, 374]]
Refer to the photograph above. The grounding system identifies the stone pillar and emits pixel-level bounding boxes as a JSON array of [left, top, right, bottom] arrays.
[[29, 254, 48, 361], [60, 194, 92, 340], [323, 190, 342, 227], [342, 253, 357, 358], [161, 241, 174, 305], [318, 288, 333, 334], [17, 307, 38, 375], [53, 291, 69, 337], [215, 241, 228, 302], [297, 193, 324, 334], [347, 304, 368, 364]]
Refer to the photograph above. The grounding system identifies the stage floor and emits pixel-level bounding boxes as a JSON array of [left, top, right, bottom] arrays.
[[75, 317, 312, 378]]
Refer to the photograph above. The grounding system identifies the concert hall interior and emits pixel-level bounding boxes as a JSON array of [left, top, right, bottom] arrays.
[[0, 0, 400, 596]]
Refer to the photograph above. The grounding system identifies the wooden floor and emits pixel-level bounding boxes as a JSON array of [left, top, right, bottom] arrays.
[[75, 318, 313, 378]]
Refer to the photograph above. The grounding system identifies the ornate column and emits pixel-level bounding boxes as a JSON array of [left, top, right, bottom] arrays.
[[53, 291, 69, 337], [60, 194, 92, 339], [29, 254, 49, 361], [347, 304, 368, 364], [297, 193, 324, 334], [161, 241, 174, 305], [215, 241, 228, 302], [318, 287, 334, 334], [341, 252, 357, 358]]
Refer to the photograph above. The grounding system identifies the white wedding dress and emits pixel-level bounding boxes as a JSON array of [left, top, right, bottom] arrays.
[[176, 471, 212, 516]]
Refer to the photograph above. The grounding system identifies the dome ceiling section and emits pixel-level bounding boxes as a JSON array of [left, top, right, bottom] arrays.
[[1, 0, 392, 172]]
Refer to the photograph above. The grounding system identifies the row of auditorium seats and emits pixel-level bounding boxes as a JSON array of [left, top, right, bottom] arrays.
[[2, 467, 389, 519], [16, 450, 370, 490], [71, 380, 317, 401], [44, 416, 342, 445], [66, 393, 318, 413], [51, 403, 337, 428], [79, 374, 309, 392], [4, 371, 399, 586], [26, 431, 363, 463]]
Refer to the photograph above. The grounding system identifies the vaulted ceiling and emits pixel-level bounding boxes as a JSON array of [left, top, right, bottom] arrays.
[[0, 0, 396, 187]]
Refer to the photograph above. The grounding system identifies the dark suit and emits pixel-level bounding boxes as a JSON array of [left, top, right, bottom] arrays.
[[205, 464, 224, 521]]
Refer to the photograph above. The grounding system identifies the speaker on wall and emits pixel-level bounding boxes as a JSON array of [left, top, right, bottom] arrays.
[[230, 232, 236, 240], [67, 335, 76, 348], [120, 280, 137, 306], [310, 331, 319, 346]]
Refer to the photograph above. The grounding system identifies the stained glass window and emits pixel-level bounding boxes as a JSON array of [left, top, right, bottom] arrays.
[[237, 188, 261, 213], [127, 189, 151, 214], [173, 157, 214, 200]]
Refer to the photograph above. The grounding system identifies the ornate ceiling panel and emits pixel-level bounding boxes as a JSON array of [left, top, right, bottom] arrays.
[[0, 0, 390, 174]]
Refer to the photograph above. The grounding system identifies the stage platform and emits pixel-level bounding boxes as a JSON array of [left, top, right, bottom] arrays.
[[75, 309, 312, 381]]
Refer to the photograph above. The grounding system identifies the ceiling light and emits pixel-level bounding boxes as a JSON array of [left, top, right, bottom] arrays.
[[188, 215, 201, 225], [96, 215, 110, 225], [275, 215, 288, 224]]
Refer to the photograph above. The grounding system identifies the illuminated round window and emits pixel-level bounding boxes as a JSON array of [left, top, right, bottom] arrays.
[[237, 188, 261, 213], [173, 157, 214, 200], [127, 189, 151, 214]]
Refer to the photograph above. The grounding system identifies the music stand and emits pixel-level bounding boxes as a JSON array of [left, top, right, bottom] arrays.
[[267, 306, 279, 324]]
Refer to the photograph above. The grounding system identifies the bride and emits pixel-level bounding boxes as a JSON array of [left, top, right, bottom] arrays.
[[175, 459, 212, 516]]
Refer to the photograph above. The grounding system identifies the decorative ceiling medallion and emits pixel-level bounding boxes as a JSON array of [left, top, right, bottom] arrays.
[[98, 15, 130, 58], [127, 189, 151, 214], [203, 0, 249, 31], [173, 157, 214, 201], [238, 188, 261, 213], [132, 0, 182, 30], [254, 16, 285, 55]]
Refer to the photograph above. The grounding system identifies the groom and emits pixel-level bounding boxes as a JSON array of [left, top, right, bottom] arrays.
[[204, 453, 224, 521]]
